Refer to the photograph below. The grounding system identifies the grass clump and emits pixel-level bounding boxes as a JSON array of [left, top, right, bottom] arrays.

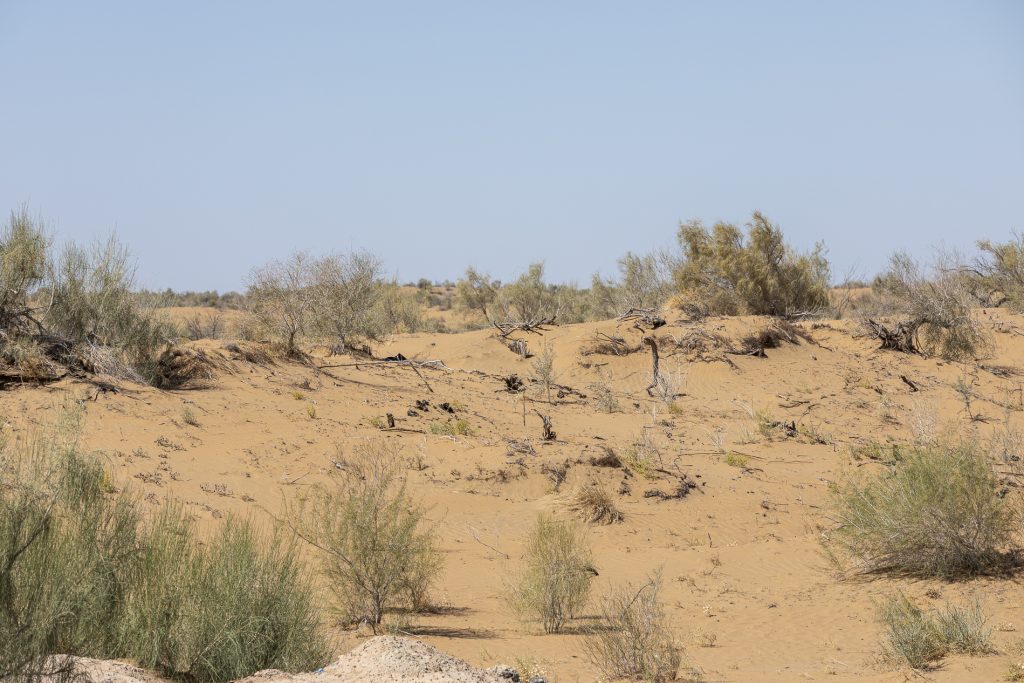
[[508, 515, 595, 633], [567, 483, 624, 525], [181, 406, 199, 426], [287, 440, 442, 627], [584, 571, 683, 682], [429, 418, 473, 436], [877, 593, 992, 669], [828, 438, 1019, 578], [723, 452, 749, 469]]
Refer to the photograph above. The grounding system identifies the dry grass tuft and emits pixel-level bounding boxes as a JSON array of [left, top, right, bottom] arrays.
[[567, 483, 624, 524]]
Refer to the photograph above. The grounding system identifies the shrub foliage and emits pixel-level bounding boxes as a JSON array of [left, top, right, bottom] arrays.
[[672, 212, 830, 316], [0, 406, 327, 682], [828, 438, 1018, 578]]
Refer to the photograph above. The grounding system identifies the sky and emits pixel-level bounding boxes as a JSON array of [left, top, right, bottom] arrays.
[[1, 1, 1022, 292]]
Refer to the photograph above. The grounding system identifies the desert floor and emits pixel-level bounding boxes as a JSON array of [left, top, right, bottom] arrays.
[[6, 310, 1024, 682]]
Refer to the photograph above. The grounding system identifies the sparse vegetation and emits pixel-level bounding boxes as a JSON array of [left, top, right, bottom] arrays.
[[723, 452, 749, 468], [246, 250, 418, 356], [429, 418, 473, 436], [531, 342, 556, 403], [876, 593, 992, 669], [287, 440, 442, 627], [584, 571, 683, 682], [589, 378, 621, 413], [567, 483, 624, 524], [0, 406, 327, 683], [829, 438, 1019, 578], [508, 515, 595, 633], [867, 251, 990, 361]]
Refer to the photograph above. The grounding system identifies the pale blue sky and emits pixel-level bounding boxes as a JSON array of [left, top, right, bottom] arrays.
[[1, 1, 1021, 291]]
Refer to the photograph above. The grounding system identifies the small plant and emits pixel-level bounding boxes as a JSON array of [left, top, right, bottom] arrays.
[[181, 407, 200, 427], [954, 370, 980, 421], [623, 435, 660, 480], [531, 343, 556, 403], [568, 483, 624, 524], [723, 452, 749, 469], [584, 570, 682, 682], [589, 379, 621, 413], [368, 415, 386, 430], [292, 390, 305, 400], [667, 402, 684, 417], [286, 440, 442, 627], [306, 404, 317, 420], [1008, 661, 1024, 681], [828, 438, 1019, 578], [508, 515, 595, 633], [429, 418, 473, 436], [848, 439, 904, 464], [749, 408, 774, 439], [876, 593, 992, 669]]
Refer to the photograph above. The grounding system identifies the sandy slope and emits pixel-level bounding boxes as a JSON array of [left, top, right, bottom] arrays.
[[7, 310, 1024, 682]]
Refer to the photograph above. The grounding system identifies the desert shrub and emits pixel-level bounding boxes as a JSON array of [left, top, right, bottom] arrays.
[[553, 283, 591, 324], [454, 267, 499, 322], [429, 418, 473, 436], [46, 236, 170, 381], [591, 252, 672, 320], [185, 311, 225, 340], [122, 507, 327, 682], [247, 250, 416, 354], [971, 233, 1024, 310], [0, 406, 327, 683], [584, 571, 682, 682], [287, 440, 442, 627], [868, 251, 989, 360], [828, 438, 1018, 578], [0, 406, 138, 680], [246, 251, 318, 354], [493, 263, 561, 325], [877, 593, 992, 669], [0, 206, 48, 334], [309, 251, 392, 346], [508, 515, 595, 633], [672, 212, 830, 316], [531, 343, 556, 402], [588, 379, 621, 413], [567, 483, 624, 524]]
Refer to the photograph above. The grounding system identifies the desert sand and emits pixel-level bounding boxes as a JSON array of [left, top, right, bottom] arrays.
[[9, 308, 1024, 682]]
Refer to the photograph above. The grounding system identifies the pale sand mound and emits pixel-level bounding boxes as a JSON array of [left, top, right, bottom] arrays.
[[244, 636, 516, 683], [64, 637, 517, 683]]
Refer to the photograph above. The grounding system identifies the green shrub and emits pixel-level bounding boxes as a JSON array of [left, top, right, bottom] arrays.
[[429, 418, 473, 436], [46, 236, 170, 382], [877, 593, 992, 669], [591, 252, 671, 320], [287, 440, 442, 627], [0, 406, 328, 682], [672, 212, 830, 316], [0, 206, 48, 334], [122, 507, 327, 682], [829, 439, 1018, 578], [972, 233, 1024, 310], [508, 515, 595, 633], [584, 571, 682, 682]]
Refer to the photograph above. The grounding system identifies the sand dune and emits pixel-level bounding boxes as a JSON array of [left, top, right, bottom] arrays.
[[8, 310, 1024, 681]]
